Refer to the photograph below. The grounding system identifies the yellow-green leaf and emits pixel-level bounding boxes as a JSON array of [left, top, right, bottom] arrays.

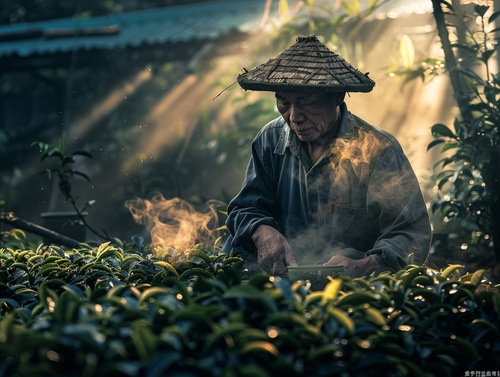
[[321, 278, 342, 305], [399, 34, 415, 69], [365, 306, 387, 326], [439, 264, 464, 281]]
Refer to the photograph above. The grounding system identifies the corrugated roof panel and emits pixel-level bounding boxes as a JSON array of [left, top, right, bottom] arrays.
[[0, 0, 271, 58]]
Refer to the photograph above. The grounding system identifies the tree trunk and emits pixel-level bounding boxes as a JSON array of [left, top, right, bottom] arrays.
[[431, 0, 473, 123]]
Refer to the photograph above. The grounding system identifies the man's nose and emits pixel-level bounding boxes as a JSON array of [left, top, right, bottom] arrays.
[[289, 104, 304, 122]]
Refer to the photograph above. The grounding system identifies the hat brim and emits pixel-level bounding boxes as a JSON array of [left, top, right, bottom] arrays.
[[236, 35, 376, 93], [236, 79, 375, 93]]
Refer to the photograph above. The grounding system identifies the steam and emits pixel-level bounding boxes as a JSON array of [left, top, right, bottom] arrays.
[[125, 192, 224, 256], [330, 128, 381, 185], [328, 127, 413, 205], [287, 127, 424, 265]]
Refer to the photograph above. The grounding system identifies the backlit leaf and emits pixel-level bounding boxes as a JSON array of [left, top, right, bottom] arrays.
[[321, 278, 342, 305], [239, 340, 279, 357], [399, 35, 415, 69]]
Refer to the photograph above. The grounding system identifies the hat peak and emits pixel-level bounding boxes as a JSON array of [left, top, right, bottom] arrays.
[[296, 34, 319, 42]]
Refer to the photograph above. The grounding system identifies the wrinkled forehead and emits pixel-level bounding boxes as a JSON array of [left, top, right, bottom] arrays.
[[274, 89, 328, 101]]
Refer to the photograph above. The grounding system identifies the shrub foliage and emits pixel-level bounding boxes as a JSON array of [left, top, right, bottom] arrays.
[[0, 240, 499, 376]]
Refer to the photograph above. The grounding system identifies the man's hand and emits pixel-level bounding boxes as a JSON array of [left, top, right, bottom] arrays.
[[324, 255, 379, 278], [251, 225, 297, 275]]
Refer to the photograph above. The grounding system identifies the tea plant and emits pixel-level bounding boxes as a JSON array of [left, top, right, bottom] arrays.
[[1, 239, 499, 376]]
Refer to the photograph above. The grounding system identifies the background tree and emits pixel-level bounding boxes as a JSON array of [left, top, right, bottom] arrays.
[[424, 1, 499, 274]]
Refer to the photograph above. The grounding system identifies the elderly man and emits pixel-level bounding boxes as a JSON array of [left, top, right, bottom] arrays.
[[224, 35, 431, 278]]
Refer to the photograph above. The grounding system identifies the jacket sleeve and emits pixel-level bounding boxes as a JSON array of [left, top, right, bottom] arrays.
[[225, 134, 279, 252], [365, 146, 432, 271]]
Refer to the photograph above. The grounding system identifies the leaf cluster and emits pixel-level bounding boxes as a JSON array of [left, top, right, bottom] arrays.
[[31, 133, 112, 241], [1, 241, 499, 376], [31, 133, 93, 202]]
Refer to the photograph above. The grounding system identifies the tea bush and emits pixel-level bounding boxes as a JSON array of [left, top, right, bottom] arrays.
[[0, 239, 499, 376]]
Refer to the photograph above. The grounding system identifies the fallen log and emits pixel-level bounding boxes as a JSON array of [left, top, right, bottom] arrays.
[[0, 211, 81, 248]]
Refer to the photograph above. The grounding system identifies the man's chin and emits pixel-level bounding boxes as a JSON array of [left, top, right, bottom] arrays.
[[296, 131, 316, 141]]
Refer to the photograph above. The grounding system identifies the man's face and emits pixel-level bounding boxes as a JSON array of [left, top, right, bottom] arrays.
[[275, 91, 343, 144]]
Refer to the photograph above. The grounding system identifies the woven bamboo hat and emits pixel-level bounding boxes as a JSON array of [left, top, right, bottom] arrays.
[[237, 35, 375, 93]]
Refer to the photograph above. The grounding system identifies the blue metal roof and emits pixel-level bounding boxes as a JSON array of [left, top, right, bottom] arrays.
[[0, 0, 271, 59]]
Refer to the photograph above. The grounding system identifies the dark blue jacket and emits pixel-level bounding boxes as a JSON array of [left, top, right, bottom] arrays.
[[226, 104, 431, 271]]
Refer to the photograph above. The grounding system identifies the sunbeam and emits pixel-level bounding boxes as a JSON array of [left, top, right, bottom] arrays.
[[71, 68, 152, 139]]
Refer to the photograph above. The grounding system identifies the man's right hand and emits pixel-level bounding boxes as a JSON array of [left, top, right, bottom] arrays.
[[251, 225, 297, 276]]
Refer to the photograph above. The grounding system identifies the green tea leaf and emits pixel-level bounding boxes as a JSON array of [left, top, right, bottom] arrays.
[[154, 260, 179, 277], [427, 138, 445, 151], [336, 291, 379, 308], [438, 264, 464, 281], [202, 322, 248, 353], [223, 285, 278, 312], [306, 344, 341, 362], [364, 307, 387, 326], [431, 124, 457, 139], [187, 249, 211, 264], [463, 269, 486, 286], [0, 298, 20, 310], [179, 268, 213, 280], [239, 340, 279, 357], [327, 306, 355, 335], [132, 319, 158, 361], [139, 287, 170, 304]]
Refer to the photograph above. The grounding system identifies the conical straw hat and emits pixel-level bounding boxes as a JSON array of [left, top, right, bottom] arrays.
[[237, 35, 375, 93]]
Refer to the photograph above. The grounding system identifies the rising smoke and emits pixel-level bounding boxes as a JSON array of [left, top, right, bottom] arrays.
[[125, 192, 225, 257]]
